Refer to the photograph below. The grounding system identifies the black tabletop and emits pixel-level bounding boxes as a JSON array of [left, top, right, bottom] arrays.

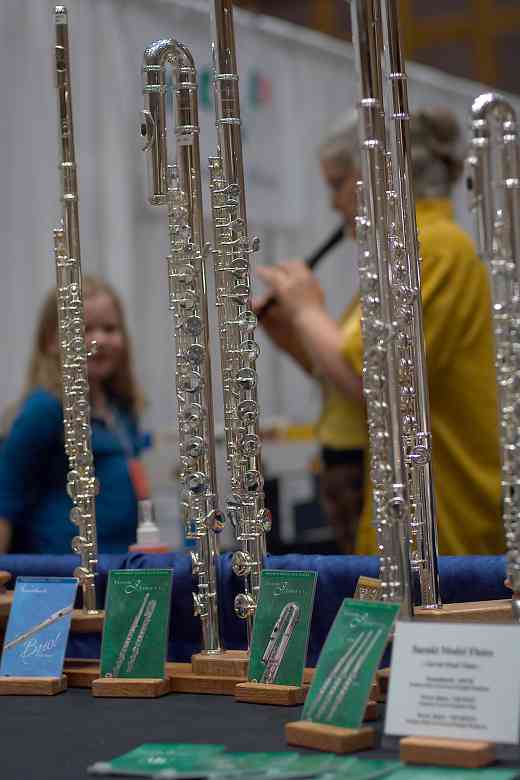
[[2, 690, 520, 779]]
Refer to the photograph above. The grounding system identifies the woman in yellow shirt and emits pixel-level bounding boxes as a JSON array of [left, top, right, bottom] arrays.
[[255, 108, 502, 557]]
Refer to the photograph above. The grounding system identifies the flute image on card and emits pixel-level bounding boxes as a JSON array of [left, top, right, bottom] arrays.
[[3, 606, 74, 652], [466, 94, 520, 621], [126, 599, 157, 674], [305, 627, 382, 721], [259, 602, 300, 684], [327, 628, 382, 721], [109, 593, 150, 677]]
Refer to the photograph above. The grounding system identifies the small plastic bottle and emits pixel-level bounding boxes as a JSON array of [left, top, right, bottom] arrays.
[[128, 499, 171, 553]]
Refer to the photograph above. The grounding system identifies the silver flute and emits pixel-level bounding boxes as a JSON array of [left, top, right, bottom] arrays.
[[208, 0, 271, 640], [3, 606, 74, 651], [54, 6, 99, 614], [349, 0, 441, 614], [466, 93, 520, 620], [141, 39, 225, 653], [260, 602, 300, 684]]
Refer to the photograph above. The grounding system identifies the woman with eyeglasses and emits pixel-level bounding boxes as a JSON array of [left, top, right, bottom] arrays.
[[255, 107, 502, 558]]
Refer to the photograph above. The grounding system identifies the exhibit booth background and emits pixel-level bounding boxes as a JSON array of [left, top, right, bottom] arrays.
[[2, 0, 517, 547]]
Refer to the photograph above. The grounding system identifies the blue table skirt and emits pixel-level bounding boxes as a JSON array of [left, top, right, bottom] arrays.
[[0, 553, 509, 664]]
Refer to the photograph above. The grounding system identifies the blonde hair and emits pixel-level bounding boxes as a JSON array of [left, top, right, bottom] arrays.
[[410, 108, 463, 198], [318, 109, 360, 171], [24, 275, 143, 416], [319, 106, 463, 197]]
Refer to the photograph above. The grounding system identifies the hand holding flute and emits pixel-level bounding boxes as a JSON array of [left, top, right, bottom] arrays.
[[255, 225, 345, 319]]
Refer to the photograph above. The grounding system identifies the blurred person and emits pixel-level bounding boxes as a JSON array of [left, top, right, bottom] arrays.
[[255, 107, 502, 556], [0, 276, 149, 554]]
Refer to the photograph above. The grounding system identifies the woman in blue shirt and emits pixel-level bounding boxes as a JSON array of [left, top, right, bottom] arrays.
[[0, 276, 148, 554]]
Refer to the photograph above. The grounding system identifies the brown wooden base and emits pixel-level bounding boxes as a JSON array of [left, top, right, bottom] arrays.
[[376, 668, 390, 698], [165, 663, 241, 695], [415, 599, 512, 623], [191, 649, 248, 678], [166, 662, 315, 697], [70, 609, 104, 634], [400, 736, 496, 768], [0, 571, 11, 592], [363, 700, 378, 722], [286, 721, 375, 753], [165, 651, 248, 696], [303, 667, 315, 685], [63, 659, 100, 688], [0, 675, 67, 696], [92, 677, 170, 698], [235, 682, 307, 706]]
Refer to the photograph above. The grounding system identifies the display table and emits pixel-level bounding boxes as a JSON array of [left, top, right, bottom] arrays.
[[2, 689, 520, 780]]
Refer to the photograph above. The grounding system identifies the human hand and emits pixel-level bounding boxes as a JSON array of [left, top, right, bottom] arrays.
[[252, 291, 297, 354], [255, 260, 325, 324]]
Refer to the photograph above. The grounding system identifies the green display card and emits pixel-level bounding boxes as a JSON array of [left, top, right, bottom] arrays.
[[303, 599, 399, 728], [209, 752, 300, 777], [100, 570, 173, 679], [248, 570, 317, 687], [88, 743, 226, 778], [329, 757, 401, 780], [383, 768, 519, 780]]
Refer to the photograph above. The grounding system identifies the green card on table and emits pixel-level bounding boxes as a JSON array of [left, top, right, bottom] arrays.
[[303, 598, 399, 728], [100, 569, 173, 680], [248, 570, 317, 687], [88, 743, 226, 778]]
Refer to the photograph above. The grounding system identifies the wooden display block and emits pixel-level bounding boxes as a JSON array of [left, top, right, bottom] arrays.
[[0, 570, 11, 592], [415, 599, 512, 624], [376, 668, 390, 697], [70, 609, 104, 634], [63, 659, 100, 688], [286, 721, 375, 754], [169, 669, 244, 695], [400, 736, 496, 768], [303, 667, 315, 685], [235, 681, 307, 706], [363, 699, 378, 722], [92, 677, 169, 698], [191, 649, 248, 678], [0, 675, 67, 696], [0, 589, 13, 623]]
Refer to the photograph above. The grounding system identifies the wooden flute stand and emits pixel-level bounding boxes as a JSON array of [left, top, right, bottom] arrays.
[[167, 650, 249, 696], [399, 736, 496, 768], [235, 681, 308, 706], [286, 722, 376, 754], [415, 599, 513, 623], [62, 609, 104, 688], [92, 677, 170, 698], [0, 675, 67, 696], [63, 658, 100, 688], [284, 669, 380, 751], [234, 668, 340, 707]]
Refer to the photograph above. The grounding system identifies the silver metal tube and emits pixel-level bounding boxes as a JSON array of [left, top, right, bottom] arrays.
[[349, 0, 442, 617], [208, 0, 271, 643], [381, 0, 440, 608], [142, 39, 224, 653], [466, 92, 520, 621], [54, 6, 99, 614]]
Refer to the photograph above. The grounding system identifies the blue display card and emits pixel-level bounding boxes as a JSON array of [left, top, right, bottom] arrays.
[[0, 577, 78, 678]]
